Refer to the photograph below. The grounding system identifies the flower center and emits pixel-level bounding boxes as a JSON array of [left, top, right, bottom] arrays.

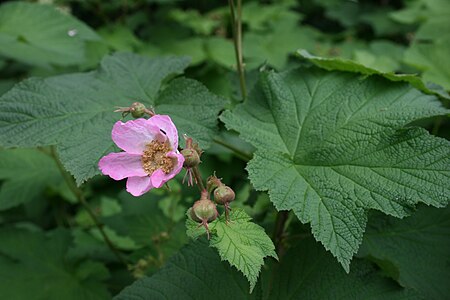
[[141, 140, 174, 175]]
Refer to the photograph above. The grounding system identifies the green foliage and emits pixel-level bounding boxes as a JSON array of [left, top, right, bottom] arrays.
[[0, 2, 100, 67], [105, 190, 187, 253], [115, 237, 420, 300], [394, 0, 450, 90], [0, 227, 110, 300], [186, 208, 277, 291], [404, 38, 450, 91], [266, 237, 420, 299], [0, 53, 224, 184], [297, 50, 449, 99], [115, 240, 255, 300], [0, 0, 449, 299], [222, 67, 450, 270], [359, 205, 450, 300], [0, 149, 64, 210]]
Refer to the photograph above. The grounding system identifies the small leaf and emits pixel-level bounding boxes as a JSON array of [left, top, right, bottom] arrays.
[[186, 208, 277, 292], [221, 67, 450, 270], [359, 205, 450, 300]]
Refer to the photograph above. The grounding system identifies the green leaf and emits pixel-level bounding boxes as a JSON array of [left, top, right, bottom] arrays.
[[0, 227, 110, 300], [115, 240, 256, 300], [352, 41, 405, 73], [394, 0, 450, 90], [143, 37, 207, 66], [169, 9, 219, 35], [242, 1, 302, 31], [204, 37, 235, 68], [0, 149, 63, 210], [266, 237, 421, 299], [186, 208, 277, 292], [221, 67, 450, 270], [244, 25, 322, 69], [98, 25, 143, 52], [0, 53, 224, 184], [359, 205, 450, 300], [104, 190, 187, 257], [404, 38, 450, 91], [297, 50, 449, 99], [0, 2, 100, 67]]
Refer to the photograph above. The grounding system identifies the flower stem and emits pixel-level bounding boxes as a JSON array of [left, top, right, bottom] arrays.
[[192, 166, 206, 192], [50, 147, 128, 267], [228, 0, 247, 99]]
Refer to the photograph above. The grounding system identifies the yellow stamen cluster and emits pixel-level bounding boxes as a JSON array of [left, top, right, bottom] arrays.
[[141, 140, 174, 175]]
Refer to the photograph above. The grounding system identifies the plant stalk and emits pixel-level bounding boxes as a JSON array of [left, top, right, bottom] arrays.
[[228, 0, 247, 99], [192, 166, 206, 192], [50, 147, 128, 267]]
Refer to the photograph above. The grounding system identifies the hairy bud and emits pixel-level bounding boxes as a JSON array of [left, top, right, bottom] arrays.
[[206, 175, 222, 193], [190, 199, 218, 240], [214, 185, 235, 205], [130, 102, 146, 118], [181, 148, 200, 168], [192, 199, 218, 222]]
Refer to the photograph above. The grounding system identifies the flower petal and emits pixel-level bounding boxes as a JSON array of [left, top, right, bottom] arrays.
[[150, 151, 185, 188], [112, 119, 165, 154], [98, 152, 146, 180], [150, 169, 166, 188], [148, 115, 179, 149], [126, 176, 153, 196]]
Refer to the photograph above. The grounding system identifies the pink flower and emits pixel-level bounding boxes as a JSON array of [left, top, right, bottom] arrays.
[[99, 115, 185, 196]]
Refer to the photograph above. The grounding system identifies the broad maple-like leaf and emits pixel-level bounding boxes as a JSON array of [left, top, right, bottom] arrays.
[[221, 67, 450, 270]]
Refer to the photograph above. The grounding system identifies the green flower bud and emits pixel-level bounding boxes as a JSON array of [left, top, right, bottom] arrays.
[[192, 199, 218, 222], [181, 148, 200, 168], [189, 207, 201, 222], [130, 102, 146, 118], [214, 185, 235, 205]]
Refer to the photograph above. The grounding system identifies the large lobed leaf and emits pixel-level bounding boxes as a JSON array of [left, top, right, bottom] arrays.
[[186, 208, 277, 292], [359, 205, 450, 300], [0, 53, 225, 184], [0, 2, 100, 67], [221, 67, 450, 270]]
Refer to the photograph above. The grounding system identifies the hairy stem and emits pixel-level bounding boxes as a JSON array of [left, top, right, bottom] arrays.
[[50, 147, 128, 266], [192, 166, 206, 192], [228, 0, 247, 99]]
